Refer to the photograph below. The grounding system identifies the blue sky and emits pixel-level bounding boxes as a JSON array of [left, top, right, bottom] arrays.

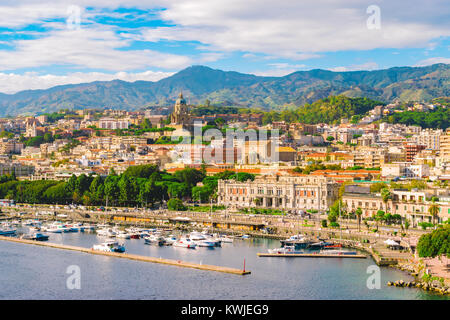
[[0, 0, 448, 93]]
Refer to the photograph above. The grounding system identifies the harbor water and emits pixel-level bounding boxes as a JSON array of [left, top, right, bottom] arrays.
[[0, 231, 447, 300]]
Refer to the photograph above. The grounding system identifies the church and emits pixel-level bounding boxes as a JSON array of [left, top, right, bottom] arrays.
[[169, 92, 194, 132]]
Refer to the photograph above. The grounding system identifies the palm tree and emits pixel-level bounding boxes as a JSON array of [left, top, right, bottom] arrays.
[[404, 219, 410, 236], [428, 199, 440, 227], [380, 188, 391, 212], [355, 207, 362, 232], [375, 210, 385, 230]]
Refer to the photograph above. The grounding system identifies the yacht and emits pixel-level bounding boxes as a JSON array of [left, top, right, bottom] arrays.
[[163, 235, 178, 245], [268, 245, 303, 254], [96, 228, 117, 237], [319, 249, 358, 256], [144, 234, 165, 246], [82, 224, 96, 232], [92, 241, 125, 253], [280, 234, 312, 249], [173, 237, 197, 249], [44, 222, 71, 233], [22, 219, 35, 226], [21, 232, 49, 241], [189, 232, 216, 247], [0, 227, 16, 236], [307, 241, 335, 250], [116, 231, 131, 239], [218, 235, 234, 243]]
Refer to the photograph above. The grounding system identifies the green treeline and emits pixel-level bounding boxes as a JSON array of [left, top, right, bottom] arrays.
[[417, 224, 449, 258], [0, 165, 255, 207], [384, 107, 449, 129], [261, 96, 383, 125]]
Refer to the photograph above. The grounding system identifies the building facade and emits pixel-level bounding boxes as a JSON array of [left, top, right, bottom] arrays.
[[217, 174, 339, 212]]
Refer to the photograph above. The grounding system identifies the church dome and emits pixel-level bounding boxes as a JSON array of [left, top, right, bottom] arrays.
[[175, 92, 186, 105]]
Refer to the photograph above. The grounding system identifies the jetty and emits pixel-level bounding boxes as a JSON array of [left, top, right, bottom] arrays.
[[0, 236, 250, 276], [257, 252, 367, 258]]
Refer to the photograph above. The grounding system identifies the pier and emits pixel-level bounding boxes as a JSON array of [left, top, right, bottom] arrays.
[[0, 236, 251, 276], [257, 252, 367, 258]]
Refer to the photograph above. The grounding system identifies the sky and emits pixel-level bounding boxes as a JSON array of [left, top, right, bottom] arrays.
[[0, 0, 448, 94]]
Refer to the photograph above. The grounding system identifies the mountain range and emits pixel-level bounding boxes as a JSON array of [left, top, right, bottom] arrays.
[[0, 63, 449, 116]]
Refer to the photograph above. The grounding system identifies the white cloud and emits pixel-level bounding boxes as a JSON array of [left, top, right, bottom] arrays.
[[0, 70, 174, 94], [415, 57, 450, 66], [329, 62, 379, 72], [142, 0, 450, 58], [251, 62, 307, 77], [0, 24, 191, 71]]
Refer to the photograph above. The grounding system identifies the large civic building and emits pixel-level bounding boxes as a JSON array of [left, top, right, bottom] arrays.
[[217, 174, 339, 212]]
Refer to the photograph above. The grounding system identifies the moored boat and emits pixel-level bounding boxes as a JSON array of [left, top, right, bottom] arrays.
[[319, 249, 358, 256], [21, 232, 49, 241], [173, 237, 196, 249], [96, 228, 117, 237], [92, 241, 125, 253], [280, 234, 312, 249], [268, 245, 303, 254], [0, 227, 16, 236], [144, 234, 165, 246]]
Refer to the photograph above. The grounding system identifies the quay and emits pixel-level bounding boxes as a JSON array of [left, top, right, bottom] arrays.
[[0, 236, 251, 276], [257, 252, 367, 258]]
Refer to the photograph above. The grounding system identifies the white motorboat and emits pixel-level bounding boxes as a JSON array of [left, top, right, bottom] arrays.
[[116, 231, 131, 239], [22, 219, 35, 226], [82, 224, 96, 231], [280, 234, 312, 248], [21, 232, 49, 241], [43, 222, 71, 233], [144, 234, 165, 245], [96, 228, 117, 237], [189, 232, 216, 247], [43, 226, 62, 233], [163, 235, 178, 245], [0, 227, 16, 236], [92, 241, 125, 253], [319, 249, 358, 256], [173, 237, 197, 249], [218, 235, 234, 243], [268, 245, 303, 254]]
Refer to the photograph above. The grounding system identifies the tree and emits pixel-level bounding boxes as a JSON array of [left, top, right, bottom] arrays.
[[355, 207, 363, 232], [375, 210, 385, 229], [428, 200, 440, 226], [380, 188, 391, 211], [140, 118, 152, 129], [167, 198, 186, 211], [417, 225, 449, 258]]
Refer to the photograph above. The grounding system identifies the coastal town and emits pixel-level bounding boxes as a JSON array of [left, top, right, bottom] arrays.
[[0, 92, 449, 296]]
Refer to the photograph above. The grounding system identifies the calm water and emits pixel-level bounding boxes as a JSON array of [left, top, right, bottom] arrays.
[[0, 230, 447, 300]]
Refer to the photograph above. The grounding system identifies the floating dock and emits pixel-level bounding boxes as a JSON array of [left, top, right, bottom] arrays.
[[0, 236, 250, 275], [257, 252, 367, 258]]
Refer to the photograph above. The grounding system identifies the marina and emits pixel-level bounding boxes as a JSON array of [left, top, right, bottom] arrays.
[[0, 235, 251, 276], [0, 217, 447, 300]]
